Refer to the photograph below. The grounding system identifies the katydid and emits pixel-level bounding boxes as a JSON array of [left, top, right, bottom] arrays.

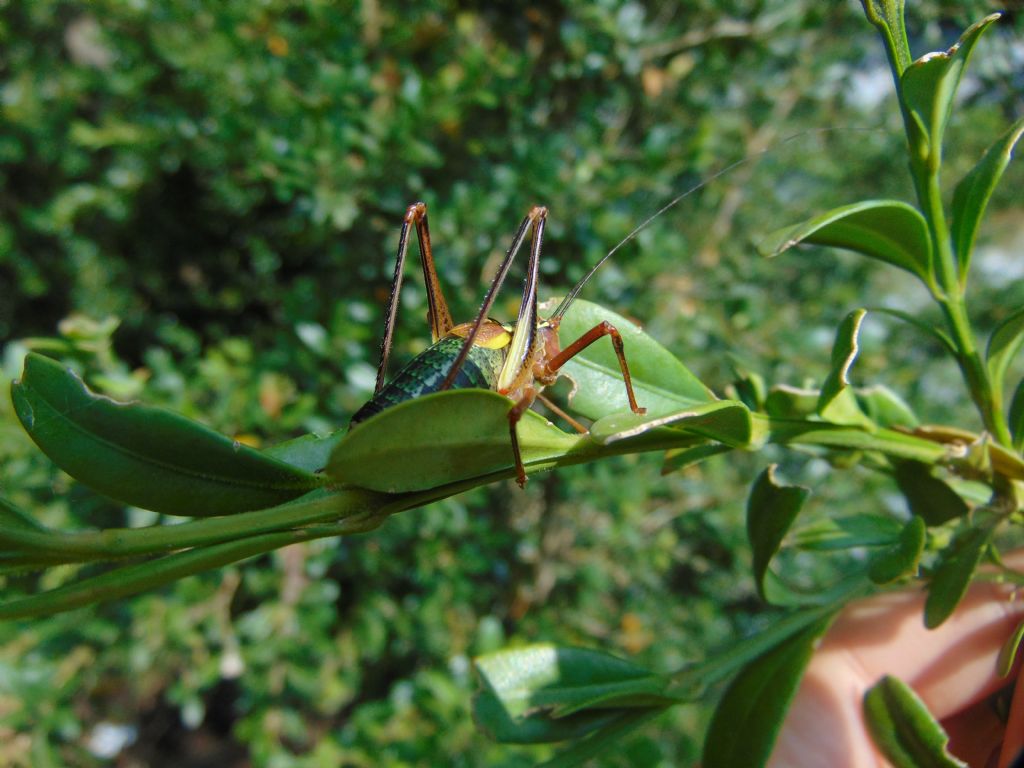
[[349, 202, 645, 487], [349, 130, 837, 486]]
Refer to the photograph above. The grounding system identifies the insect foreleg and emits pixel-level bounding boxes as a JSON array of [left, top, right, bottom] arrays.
[[373, 202, 454, 395], [545, 321, 647, 415]]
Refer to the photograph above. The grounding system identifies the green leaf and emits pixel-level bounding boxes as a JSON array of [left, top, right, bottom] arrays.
[[1009, 377, 1024, 451], [791, 513, 903, 552], [747, 466, 809, 606], [702, 615, 834, 768], [856, 385, 919, 429], [555, 299, 715, 420], [987, 306, 1024, 409], [0, 496, 48, 532], [863, 676, 967, 768], [661, 443, 733, 476], [0, 529, 315, 619], [263, 429, 345, 473], [996, 619, 1024, 677], [10, 353, 321, 516], [952, 117, 1024, 281], [538, 709, 667, 768], [860, 0, 912, 75], [328, 389, 580, 493], [762, 200, 933, 285], [924, 524, 992, 629], [867, 307, 956, 355], [818, 309, 875, 428], [899, 14, 1003, 171], [473, 645, 677, 745], [762, 418, 947, 464], [764, 386, 820, 419], [894, 461, 969, 526], [868, 515, 926, 584], [590, 400, 751, 447]]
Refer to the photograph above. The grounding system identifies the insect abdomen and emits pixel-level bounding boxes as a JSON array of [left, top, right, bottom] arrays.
[[350, 336, 506, 426]]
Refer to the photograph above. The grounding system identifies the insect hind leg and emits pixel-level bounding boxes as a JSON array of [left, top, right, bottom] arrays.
[[372, 202, 455, 395], [545, 321, 646, 415]]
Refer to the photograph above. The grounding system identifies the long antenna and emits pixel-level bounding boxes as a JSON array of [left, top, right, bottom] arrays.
[[550, 127, 863, 320]]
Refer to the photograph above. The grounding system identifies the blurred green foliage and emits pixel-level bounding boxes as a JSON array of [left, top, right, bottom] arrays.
[[1, 1, 1021, 765]]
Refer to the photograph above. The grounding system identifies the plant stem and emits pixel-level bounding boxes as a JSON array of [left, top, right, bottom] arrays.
[[912, 161, 1013, 446]]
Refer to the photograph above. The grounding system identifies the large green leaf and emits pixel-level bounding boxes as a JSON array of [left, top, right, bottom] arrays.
[[864, 676, 967, 768], [899, 14, 1002, 171], [702, 615, 834, 768], [328, 389, 580, 493], [473, 644, 678, 745], [555, 299, 715, 420], [951, 117, 1024, 281], [761, 200, 933, 285], [10, 353, 321, 516], [747, 466, 809, 606]]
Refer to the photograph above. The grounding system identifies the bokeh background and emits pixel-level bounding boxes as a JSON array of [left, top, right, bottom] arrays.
[[1, 1, 1021, 765]]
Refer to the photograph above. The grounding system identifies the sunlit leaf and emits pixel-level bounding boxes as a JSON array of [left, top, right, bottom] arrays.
[[861, 0, 912, 74], [263, 429, 345, 473], [590, 400, 751, 447], [328, 389, 580, 493], [857, 385, 919, 429], [10, 353, 321, 516], [996, 619, 1024, 678], [764, 386, 820, 419], [864, 676, 967, 767], [761, 200, 932, 285], [819, 309, 875, 429], [952, 117, 1024, 280], [899, 14, 1002, 173], [555, 299, 715, 420], [473, 644, 677, 745], [702, 614, 834, 768]]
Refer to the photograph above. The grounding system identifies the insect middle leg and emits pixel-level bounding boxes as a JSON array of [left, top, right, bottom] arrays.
[[505, 322, 646, 486]]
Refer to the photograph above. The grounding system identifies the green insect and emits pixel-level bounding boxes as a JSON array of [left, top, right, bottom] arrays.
[[350, 202, 646, 487]]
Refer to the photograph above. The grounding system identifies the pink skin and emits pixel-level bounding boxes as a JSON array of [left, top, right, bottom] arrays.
[[770, 550, 1024, 768]]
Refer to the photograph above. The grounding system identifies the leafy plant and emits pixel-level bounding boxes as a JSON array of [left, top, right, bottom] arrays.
[[1, 1, 1021, 765]]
